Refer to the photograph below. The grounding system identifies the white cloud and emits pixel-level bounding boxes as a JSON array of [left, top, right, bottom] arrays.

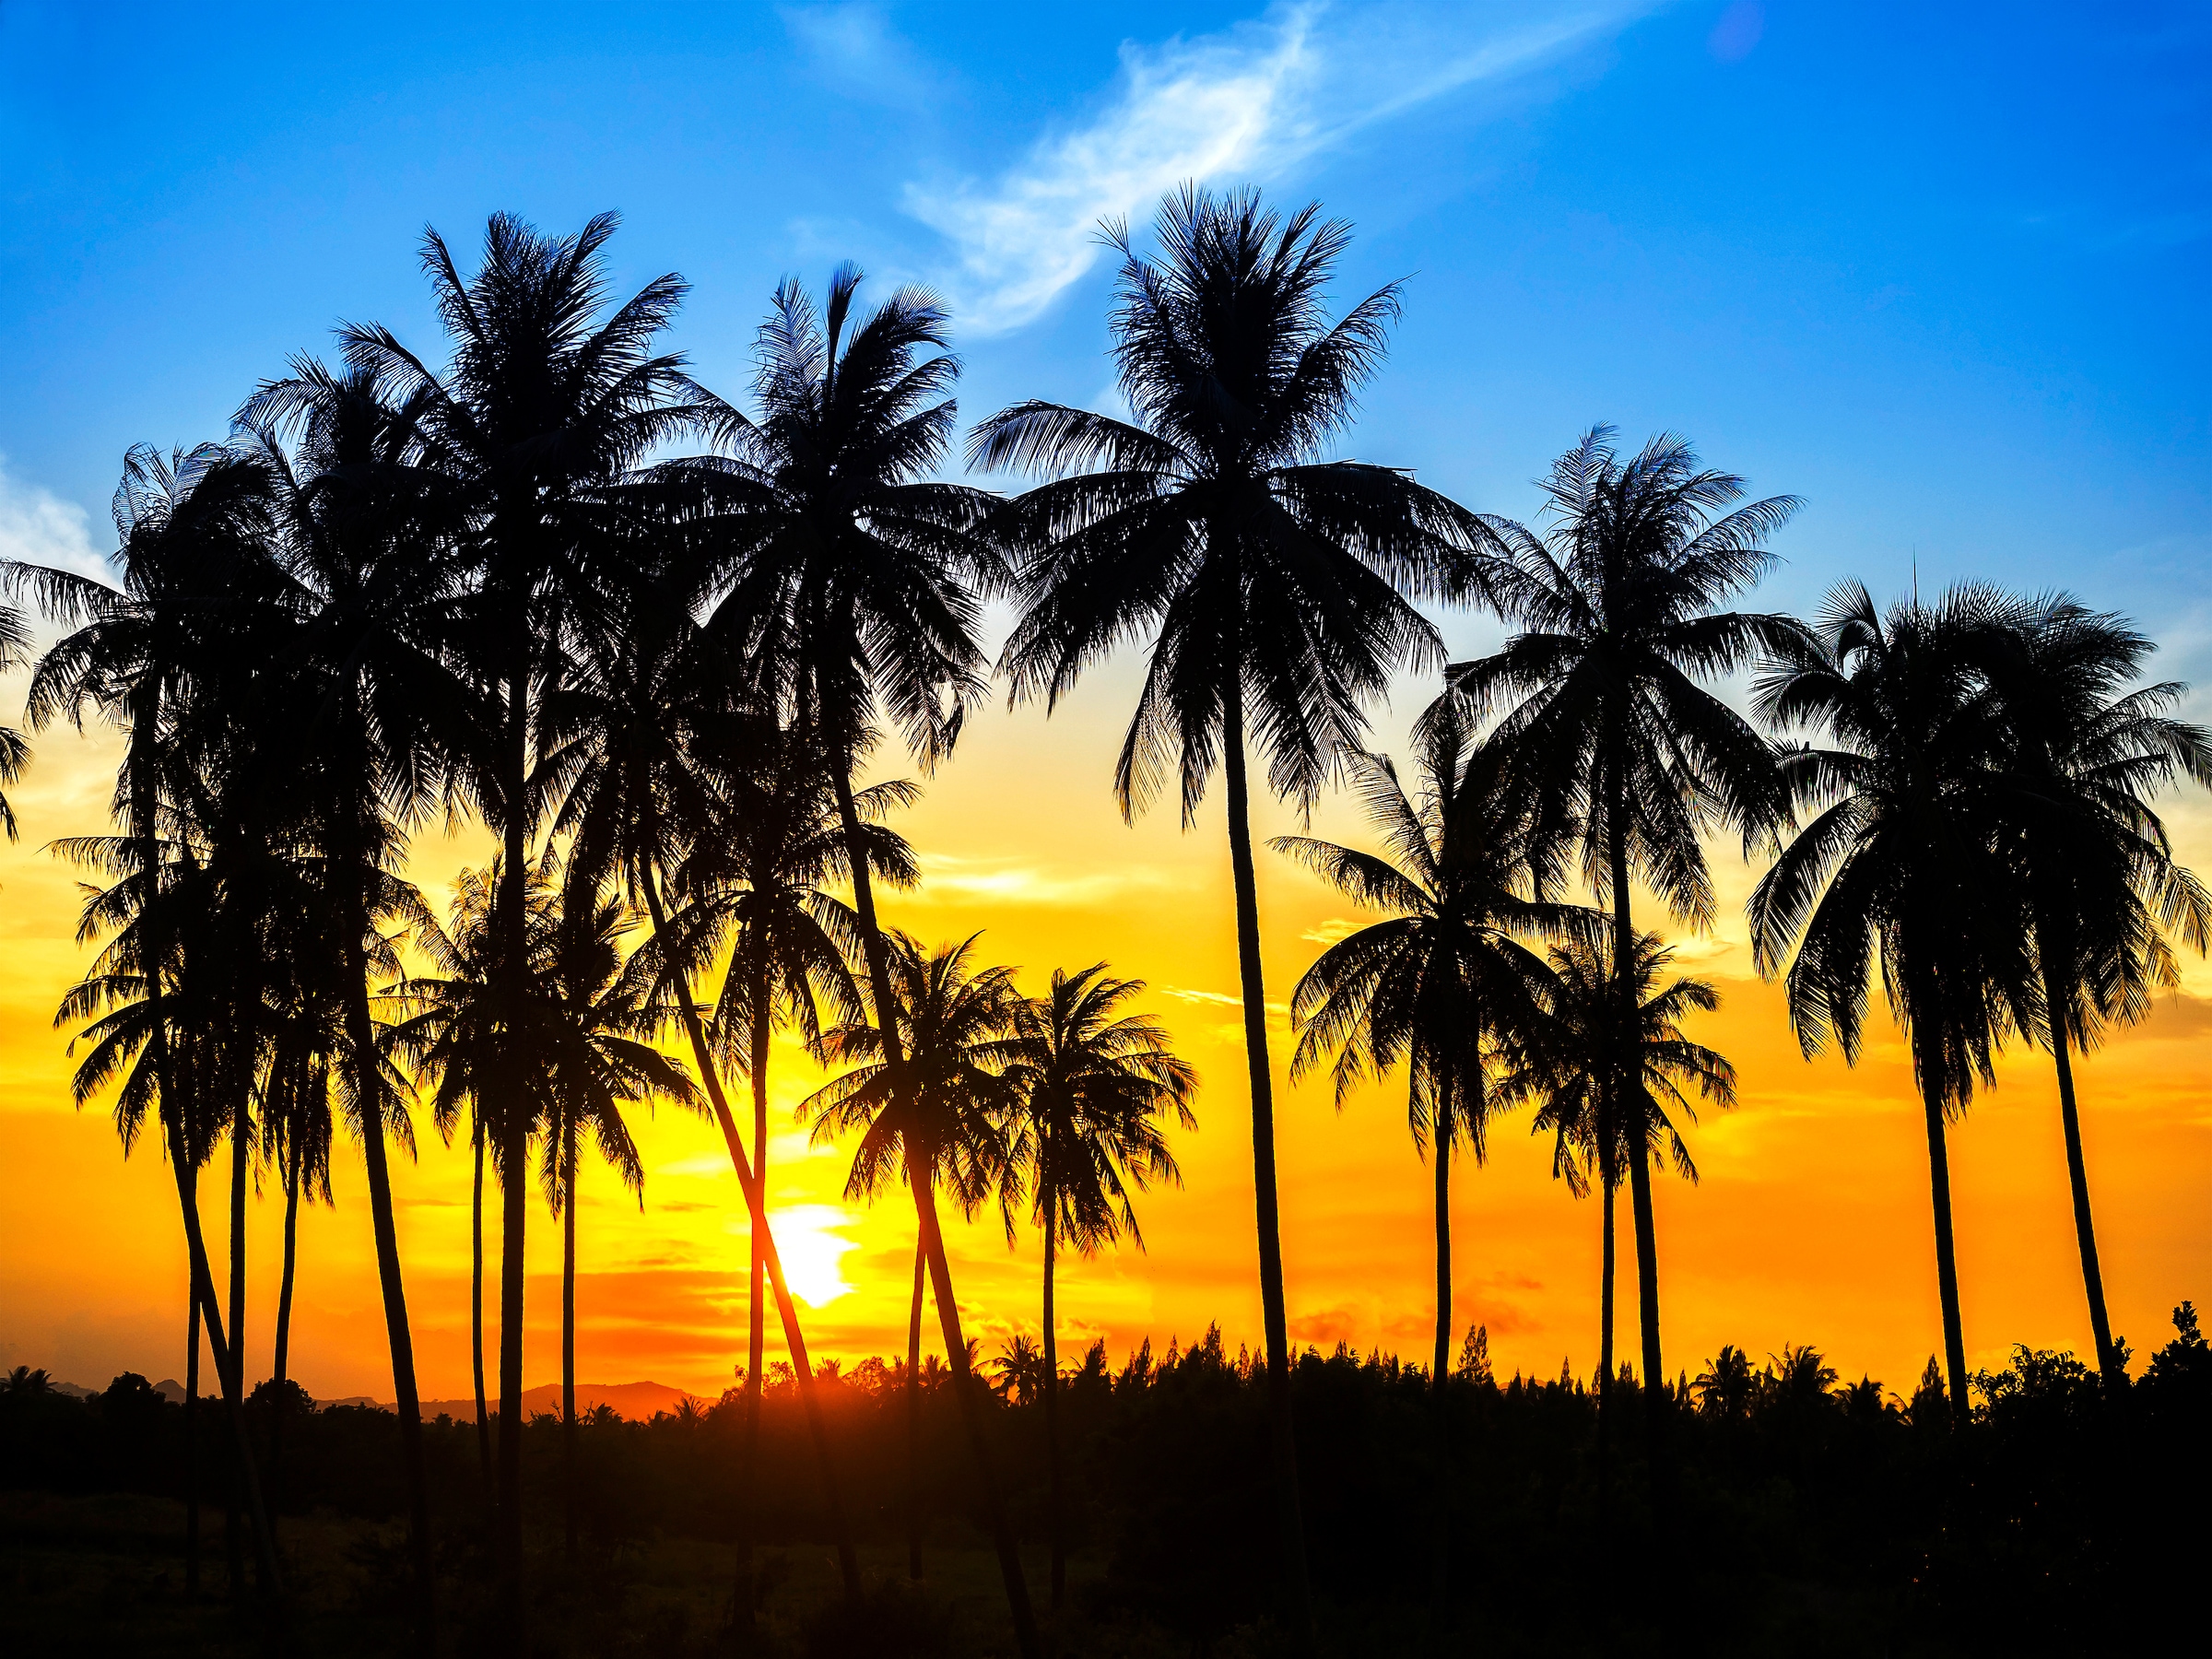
[[782, 4, 933, 107], [904, 1, 1653, 334], [0, 458, 107, 586]]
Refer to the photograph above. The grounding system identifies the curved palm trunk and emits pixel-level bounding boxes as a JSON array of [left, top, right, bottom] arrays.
[[636, 874, 863, 1603], [1041, 1169, 1065, 1614], [1428, 1077, 1453, 1636], [186, 1251, 202, 1596], [1220, 679, 1316, 1644], [473, 1118, 492, 1497], [907, 1238, 926, 1582], [272, 1130, 302, 1511], [830, 760, 1042, 1659], [562, 1112, 579, 1565], [2041, 957, 2122, 1394]]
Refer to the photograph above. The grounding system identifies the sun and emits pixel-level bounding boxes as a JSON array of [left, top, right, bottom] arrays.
[[747, 1205, 860, 1308]]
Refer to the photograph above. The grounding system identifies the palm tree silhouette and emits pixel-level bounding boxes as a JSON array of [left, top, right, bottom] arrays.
[[341, 210, 711, 1636], [1506, 931, 1736, 1415], [1450, 425, 1797, 1505], [700, 265, 1036, 1650], [801, 931, 1022, 1584], [977, 187, 1500, 1627], [1748, 582, 2037, 1420], [1275, 700, 1586, 1618], [997, 963, 1194, 1608], [1975, 598, 2212, 1393]]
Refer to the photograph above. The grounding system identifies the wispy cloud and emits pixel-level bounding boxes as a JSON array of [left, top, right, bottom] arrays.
[[782, 4, 936, 108], [907, 851, 1180, 909], [0, 458, 106, 585], [904, 1, 1653, 334]]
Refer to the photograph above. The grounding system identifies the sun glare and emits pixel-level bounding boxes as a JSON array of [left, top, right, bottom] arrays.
[[738, 1205, 860, 1308]]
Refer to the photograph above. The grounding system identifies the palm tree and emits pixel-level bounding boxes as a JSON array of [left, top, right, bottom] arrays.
[[16, 442, 285, 1595], [996, 964, 1194, 1610], [800, 931, 1022, 1584], [341, 211, 711, 1632], [650, 717, 906, 1605], [1505, 932, 1736, 1401], [1976, 599, 2212, 1393], [1448, 425, 1799, 1496], [1747, 582, 2039, 1420], [1274, 702, 1585, 1618], [976, 186, 1500, 1625], [699, 265, 1035, 1650], [540, 869, 691, 1560], [238, 361, 469, 1631]]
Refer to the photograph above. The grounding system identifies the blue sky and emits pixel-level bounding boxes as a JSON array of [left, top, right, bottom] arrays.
[[4, 0, 2208, 665]]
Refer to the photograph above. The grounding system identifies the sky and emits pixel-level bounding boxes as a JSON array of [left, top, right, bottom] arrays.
[[3, 0, 2210, 1405]]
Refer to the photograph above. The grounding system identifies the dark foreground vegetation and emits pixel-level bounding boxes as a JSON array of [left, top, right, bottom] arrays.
[[6, 1306, 2207, 1656]]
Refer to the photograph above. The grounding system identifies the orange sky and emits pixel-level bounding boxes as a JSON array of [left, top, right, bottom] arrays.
[[4, 650, 2209, 1406]]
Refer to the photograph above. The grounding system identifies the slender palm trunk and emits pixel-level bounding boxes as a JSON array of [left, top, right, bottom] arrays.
[[2041, 957, 2122, 1392], [636, 873, 862, 1603], [1041, 1165, 1065, 1614], [738, 946, 771, 1617], [272, 1131, 301, 1511], [496, 629, 532, 1651], [1913, 1050, 1972, 1423], [224, 1092, 248, 1596], [1220, 678, 1316, 1644], [1428, 1077, 1453, 1636], [344, 869, 437, 1648], [562, 1113, 579, 1564], [473, 1117, 492, 1497], [1626, 1130, 1667, 1431], [907, 1239, 926, 1582], [830, 758, 1041, 1659], [186, 1262, 202, 1596], [1596, 1156, 1615, 1525]]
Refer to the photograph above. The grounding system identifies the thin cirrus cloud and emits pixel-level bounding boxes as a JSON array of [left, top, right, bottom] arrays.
[[901, 0, 1657, 335]]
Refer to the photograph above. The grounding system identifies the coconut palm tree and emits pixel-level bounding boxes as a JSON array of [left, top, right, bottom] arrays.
[[698, 264, 1035, 1651], [1747, 582, 2039, 1420], [1972, 599, 2212, 1393], [539, 869, 690, 1560], [800, 931, 1023, 1585], [996, 964, 1194, 1610], [1275, 701, 1588, 1618], [1506, 931, 1736, 1394], [340, 211, 712, 1633], [976, 187, 1502, 1625], [1448, 425, 1799, 1496]]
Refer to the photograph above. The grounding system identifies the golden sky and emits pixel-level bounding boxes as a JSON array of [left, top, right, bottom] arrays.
[[4, 653, 2209, 1406]]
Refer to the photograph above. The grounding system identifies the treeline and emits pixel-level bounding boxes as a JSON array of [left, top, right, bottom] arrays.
[[7, 1308, 2210, 1653]]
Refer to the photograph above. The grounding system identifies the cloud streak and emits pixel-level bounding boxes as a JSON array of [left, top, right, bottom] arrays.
[[904, 1, 1653, 334]]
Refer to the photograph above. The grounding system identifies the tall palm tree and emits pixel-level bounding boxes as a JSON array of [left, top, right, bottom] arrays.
[[650, 717, 907, 1606], [996, 964, 1194, 1610], [16, 442, 285, 1594], [800, 931, 1022, 1584], [1449, 425, 1799, 1494], [239, 362, 469, 1633], [977, 186, 1500, 1625], [341, 211, 711, 1633], [1505, 932, 1736, 1397], [540, 869, 689, 1560], [1275, 702, 1586, 1618], [1748, 582, 2038, 1420], [699, 265, 1035, 1650], [1977, 599, 2212, 1392]]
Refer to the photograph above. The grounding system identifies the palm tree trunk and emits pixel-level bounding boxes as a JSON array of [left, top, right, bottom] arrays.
[[1042, 1171, 1065, 1614], [497, 1108, 528, 1629], [1220, 677, 1316, 1644], [830, 758, 1042, 1659], [2042, 959, 2122, 1392], [1596, 1163, 1615, 1530], [907, 1238, 925, 1582], [473, 1117, 492, 1498], [635, 872, 863, 1603], [343, 869, 437, 1650], [562, 1112, 579, 1566], [1918, 1073, 1972, 1424], [186, 1262, 202, 1596], [739, 946, 771, 1618], [224, 1092, 248, 1597], [272, 1129, 301, 1512], [1626, 1127, 1668, 1451], [496, 623, 532, 1653], [1428, 1077, 1453, 1637]]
